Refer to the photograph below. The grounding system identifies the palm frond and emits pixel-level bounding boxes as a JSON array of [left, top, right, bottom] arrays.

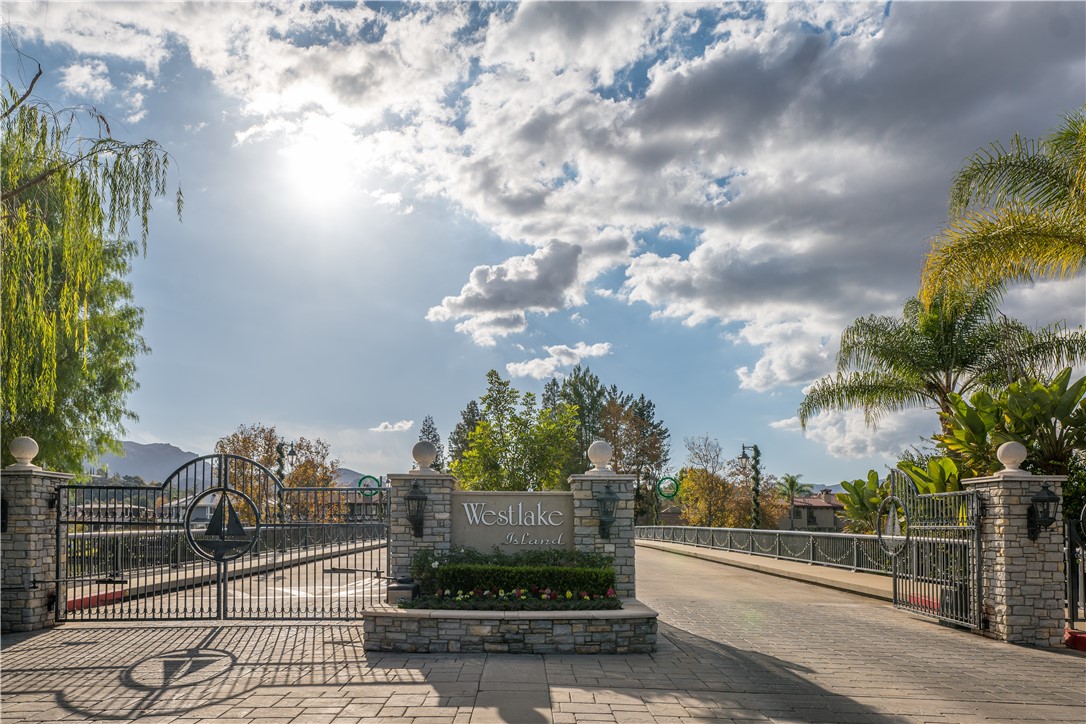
[[920, 207, 1086, 304], [949, 134, 1075, 216], [797, 371, 930, 430]]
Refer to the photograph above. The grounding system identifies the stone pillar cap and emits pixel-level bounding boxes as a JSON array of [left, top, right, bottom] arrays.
[[587, 440, 615, 474], [5, 436, 41, 471], [993, 441, 1029, 477], [411, 440, 439, 474]]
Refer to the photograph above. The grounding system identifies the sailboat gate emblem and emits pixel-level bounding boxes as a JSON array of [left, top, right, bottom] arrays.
[[184, 488, 261, 562]]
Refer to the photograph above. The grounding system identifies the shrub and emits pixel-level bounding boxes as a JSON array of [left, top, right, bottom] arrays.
[[437, 563, 614, 596], [403, 547, 620, 610], [409, 547, 613, 595]]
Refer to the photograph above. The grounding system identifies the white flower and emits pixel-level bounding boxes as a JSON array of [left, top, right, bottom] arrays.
[[431, 561, 439, 569]]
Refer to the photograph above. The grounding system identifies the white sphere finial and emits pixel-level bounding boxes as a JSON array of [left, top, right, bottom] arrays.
[[412, 440, 438, 473], [995, 441, 1029, 476], [587, 440, 614, 474], [8, 436, 41, 470]]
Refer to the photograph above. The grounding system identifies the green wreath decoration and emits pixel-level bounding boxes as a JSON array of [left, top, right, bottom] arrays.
[[655, 476, 679, 499], [357, 474, 382, 497]]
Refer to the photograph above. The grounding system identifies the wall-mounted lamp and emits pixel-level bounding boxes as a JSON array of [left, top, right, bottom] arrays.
[[596, 483, 619, 539], [404, 481, 428, 538], [1027, 483, 1060, 541]]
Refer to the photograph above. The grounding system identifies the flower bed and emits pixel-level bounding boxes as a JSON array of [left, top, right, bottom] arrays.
[[400, 585, 622, 611]]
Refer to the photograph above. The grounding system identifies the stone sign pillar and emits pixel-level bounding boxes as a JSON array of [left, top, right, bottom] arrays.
[[567, 441, 636, 598], [962, 442, 1067, 647], [386, 441, 456, 580], [1, 437, 73, 633]]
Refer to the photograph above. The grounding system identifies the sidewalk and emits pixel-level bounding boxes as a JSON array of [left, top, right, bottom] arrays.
[[2, 545, 1083, 723], [634, 538, 894, 601]]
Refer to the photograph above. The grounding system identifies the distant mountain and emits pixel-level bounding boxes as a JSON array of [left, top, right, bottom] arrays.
[[336, 467, 365, 486], [95, 441, 201, 484], [97, 443, 370, 488]]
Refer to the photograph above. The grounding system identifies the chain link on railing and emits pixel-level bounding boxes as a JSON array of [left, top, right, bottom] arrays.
[[635, 525, 893, 576]]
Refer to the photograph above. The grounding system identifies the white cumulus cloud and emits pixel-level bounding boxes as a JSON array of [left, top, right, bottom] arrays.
[[369, 420, 414, 433], [59, 59, 113, 101], [506, 342, 613, 380]]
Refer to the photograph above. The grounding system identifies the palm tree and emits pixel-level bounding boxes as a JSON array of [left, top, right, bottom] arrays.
[[920, 107, 1086, 303], [776, 473, 814, 530], [798, 289, 1086, 432]]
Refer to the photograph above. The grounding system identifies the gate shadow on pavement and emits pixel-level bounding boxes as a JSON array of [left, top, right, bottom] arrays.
[[1, 623, 490, 722], [4, 620, 908, 723]]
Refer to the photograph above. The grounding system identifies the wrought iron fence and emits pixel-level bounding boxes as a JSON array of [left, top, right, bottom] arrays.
[[635, 525, 895, 575]]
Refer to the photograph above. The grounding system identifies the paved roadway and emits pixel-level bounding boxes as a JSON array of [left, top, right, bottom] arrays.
[[2, 545, 1083, 723]]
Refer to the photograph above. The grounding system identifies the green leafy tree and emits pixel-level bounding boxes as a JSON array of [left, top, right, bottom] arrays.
[[921, 107, 1086, 303], [559, 365, 607, 477], [1, 65, 181, 470], [418, 415, 445, 471], [798, 290, 1086, 433], [935, 368, 1086, 519], [452, 370, 577, 491], [776, 473, 814, 530], [896, 457, 963, 494], [836, 470, 888, 534], [448, 399, 481, 466]]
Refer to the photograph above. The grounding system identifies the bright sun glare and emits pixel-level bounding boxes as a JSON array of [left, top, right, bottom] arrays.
[[280, 118, 360, 210]]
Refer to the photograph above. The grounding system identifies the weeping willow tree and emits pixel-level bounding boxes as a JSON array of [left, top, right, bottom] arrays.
[[1, 64, 182, 470]]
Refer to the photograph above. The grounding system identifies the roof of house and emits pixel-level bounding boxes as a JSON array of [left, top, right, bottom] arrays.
[[792, 494, 843, 509]]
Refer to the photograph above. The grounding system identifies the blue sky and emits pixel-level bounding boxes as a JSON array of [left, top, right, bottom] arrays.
[[4, 1, 1084, 485]]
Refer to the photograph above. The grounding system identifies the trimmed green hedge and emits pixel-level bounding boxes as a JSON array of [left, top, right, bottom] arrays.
[[410, 547, 614, 595], [437, 563, 614, 596]]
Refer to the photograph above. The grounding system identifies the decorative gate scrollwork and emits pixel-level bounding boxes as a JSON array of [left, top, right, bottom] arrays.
[[57, 454, 389, 621]]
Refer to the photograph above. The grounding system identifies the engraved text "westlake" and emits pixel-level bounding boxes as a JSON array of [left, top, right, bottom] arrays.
[[461, 502, 564, 527]]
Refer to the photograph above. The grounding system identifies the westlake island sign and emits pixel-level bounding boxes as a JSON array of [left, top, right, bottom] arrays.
[[451, 491, 574, 552]]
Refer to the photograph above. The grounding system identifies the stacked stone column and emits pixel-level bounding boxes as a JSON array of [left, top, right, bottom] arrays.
[[1, 437, 73, 633], [567, 442, 636, 598], [962, 443, 1067, 647], [386, 442, 456, 580]]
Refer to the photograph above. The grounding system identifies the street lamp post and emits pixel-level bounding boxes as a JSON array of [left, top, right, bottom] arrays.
[[738, 443, 761, 529], [275, 441, 296, 524]]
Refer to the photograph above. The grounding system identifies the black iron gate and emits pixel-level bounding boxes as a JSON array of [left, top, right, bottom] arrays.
[[57, 454, 389, 621], [1068, 507, 1086, 631], [879, 471, 983, 629]]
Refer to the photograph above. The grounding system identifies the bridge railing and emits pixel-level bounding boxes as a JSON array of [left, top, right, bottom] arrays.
[[635, 525, 894, 575]]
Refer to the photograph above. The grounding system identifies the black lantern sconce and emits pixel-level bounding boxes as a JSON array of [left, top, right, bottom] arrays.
[[596, 483, 619, 539], [1027, 483, 1060, 541], [404, 481, 428, 538]]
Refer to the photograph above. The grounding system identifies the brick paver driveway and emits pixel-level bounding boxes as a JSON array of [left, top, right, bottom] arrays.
[[2, 545, 1083, 723]]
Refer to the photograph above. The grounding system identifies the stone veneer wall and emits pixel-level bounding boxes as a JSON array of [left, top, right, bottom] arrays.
[[1, 469, 72, 633], [962, 472, 1066, 647], [386, 472, 456, 580], [568, 473, 636, 598], [363, 604, 658, 654]]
